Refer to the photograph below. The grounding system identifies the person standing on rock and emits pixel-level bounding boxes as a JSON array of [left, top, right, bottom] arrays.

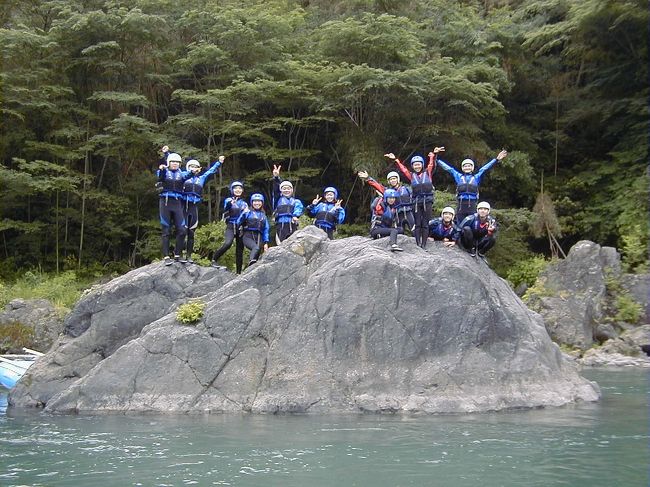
[[459, 201, 497, 259], [237, 193, 270, 267], [370, 188, 404, 252], [182, 155, 224, 264], [357, 169, 414, 235], [429, 207, 461, 247], [211, 181, 248, 273], [436, 149, 508, 223], [157, 146, 189, 266], [305, 187, 345, 239], [387, 147, 443, 249], [271, 165, 304, 244]]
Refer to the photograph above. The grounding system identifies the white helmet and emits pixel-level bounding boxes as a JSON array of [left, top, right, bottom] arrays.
[[186, 159, 201, 170], [477, 201, 491, 210], [386, 171, 400, 183], [461, 158, 475, 171], [167, 152, 182, 164], [279, 180, 293, 191], [441, 206, 456, 217]]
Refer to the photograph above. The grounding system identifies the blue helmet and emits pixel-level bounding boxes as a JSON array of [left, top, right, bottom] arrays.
[[410, 155, 425, 167], [250, 193, 265, 204], [384, 188, 399, 201], [230, 181, 244, 194], [323, 186, 338, 199]]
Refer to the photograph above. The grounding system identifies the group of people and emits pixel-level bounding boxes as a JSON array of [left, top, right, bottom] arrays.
[[155, 145, 506, 270]]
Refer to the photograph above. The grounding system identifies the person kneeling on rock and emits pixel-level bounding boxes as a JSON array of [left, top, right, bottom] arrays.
[[459, 201, 497, 259], [236, 193, 270, 267], [306, 186, 345, 239], [370, 188, 404, 252], [429, 206, 460, 247]]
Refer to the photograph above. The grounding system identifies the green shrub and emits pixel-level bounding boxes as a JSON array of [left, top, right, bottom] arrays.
[[505, 255, 549, 289], [176, 300, 205, 325], [0, 271, 91, 311], [614, 294, 643, 324], [620, 224, 649, 273], [0, 321, 35, 353]]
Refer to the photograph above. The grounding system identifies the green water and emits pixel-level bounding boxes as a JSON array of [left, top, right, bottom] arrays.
[[0, 369, 647, 487]]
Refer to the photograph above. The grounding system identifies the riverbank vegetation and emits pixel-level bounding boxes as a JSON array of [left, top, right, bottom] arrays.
[[1, 0, 647, 280]]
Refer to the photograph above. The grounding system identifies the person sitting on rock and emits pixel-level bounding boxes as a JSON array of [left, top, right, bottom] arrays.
[[459, 201, 497, 259], [271, 164, 304, 244], [211, 181, 248, 273], [182, 156, 224, 264], [429, 206, 461, 247], [437, 149, 508, 223], [157, 146, 190, 266], [387, 148, 444, 249], [357, 169, 414, 235], [236, 193, 270, 267], [306, 186, 345, 239], [370, 188, 404, 252]]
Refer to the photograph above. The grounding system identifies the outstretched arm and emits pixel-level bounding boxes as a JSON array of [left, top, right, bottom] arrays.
[[386, 153, 412, 183], [475, 150, 507, 183]]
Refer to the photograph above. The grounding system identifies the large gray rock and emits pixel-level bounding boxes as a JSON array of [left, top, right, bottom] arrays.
[[9, 263, 234, 408], [0, 299, 64, 353], [620, 273, 650, 323], [14, 227, 598, 414], [528, 241, 621, 350]]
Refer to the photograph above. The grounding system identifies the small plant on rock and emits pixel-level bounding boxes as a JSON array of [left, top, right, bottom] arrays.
[[176, 300, 205, 325]]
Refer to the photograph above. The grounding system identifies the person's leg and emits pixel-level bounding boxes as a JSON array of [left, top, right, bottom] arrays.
[[171, 200, 187, 259], [456, 200, 476, 224], [243, 232, 260, 264], [235, 232, 244, 274], [460, 226, 476, 253], [212, 224, 236, 263], [418, 201, 433, 249], [185, 203, 199, 262], [159, 199, 172, 261], [477, 235, 496, 255]]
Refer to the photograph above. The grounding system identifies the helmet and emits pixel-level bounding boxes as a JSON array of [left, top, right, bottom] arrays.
[[167, 152, 182, 164], [323, 186, 338, 199], [461, 159, 475, 171], [186, 159, 200, 171], [384, 188, 399, 200], [230, 181, 244, 193], [386, 171, 400, 184], [441, 206, 456, 217], [477, 201, 491, 210], [279, 180, 293, 191], [410, 155, 425, 167], [250, 193, 265, 204]]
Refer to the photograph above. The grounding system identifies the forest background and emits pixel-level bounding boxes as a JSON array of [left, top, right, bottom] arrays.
[[0, 0, 648, 299]]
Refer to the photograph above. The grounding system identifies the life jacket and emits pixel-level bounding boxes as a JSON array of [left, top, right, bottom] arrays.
[[468, 215, 496, 237], [274, 196, 296, 219], [410, 171, 434, 198], [161, 169, 185, 194], [430, 217, 457, 240], [371, 201, 399, 229], [456, 174, 479, 199], [314, 203, 339, 229], [243, 211, 266, 232], [394, 184, 413, 208], [182, 175, 205, 199], [225, 199, 247, 223]]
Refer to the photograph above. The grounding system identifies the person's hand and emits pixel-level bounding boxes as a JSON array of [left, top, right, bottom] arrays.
[[488, 223, 496, 232], [292, 216, 299, 224], [159, 164, 166, 170], [358, 170, 368, 179], [232, 196, 238, 202], [272, 164, 281, 177], [334, 199, 343, 209], [444, 240, 456, 247], [383, 153, 396, 160], [433, 146, 445, 154], [263, 243, 269, 252], [161, 145, 169, 153], [312, 195, 322, 205], [497, 150, 508, 160], [218, 155, 225, 163]]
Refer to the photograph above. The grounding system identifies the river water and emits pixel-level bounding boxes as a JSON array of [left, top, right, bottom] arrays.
[[0, 369, 647, 487]]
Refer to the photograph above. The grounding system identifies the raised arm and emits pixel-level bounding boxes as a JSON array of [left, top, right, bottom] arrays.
[[385, 153, 412, 182], [475, 150, 507, 183]]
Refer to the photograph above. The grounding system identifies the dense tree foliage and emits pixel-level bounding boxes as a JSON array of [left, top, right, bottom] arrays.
[[1, 0, 647, 276]]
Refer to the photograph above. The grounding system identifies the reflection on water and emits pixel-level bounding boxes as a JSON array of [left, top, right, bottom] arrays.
[[0, 369, 648, 487]]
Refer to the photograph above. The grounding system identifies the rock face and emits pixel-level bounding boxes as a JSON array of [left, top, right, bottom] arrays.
[[11, 227, 599, 414], [0, 299, 64, 353], [527, 241, 648, 355], [10, 264, 234, 408]]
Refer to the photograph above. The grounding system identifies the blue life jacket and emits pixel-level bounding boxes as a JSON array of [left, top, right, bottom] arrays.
[[183, 176, 206, 199], [394, 184, 413, 208], [429, 217, 460, 241], [410, 171, 434, 198], [160, 169, 185, 197], [275, 196, 296, 219], [457, 174, 479, 200], [371, 201, 399, 229], [224, 198, 248, 224], [244, 211, 267, 232]]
